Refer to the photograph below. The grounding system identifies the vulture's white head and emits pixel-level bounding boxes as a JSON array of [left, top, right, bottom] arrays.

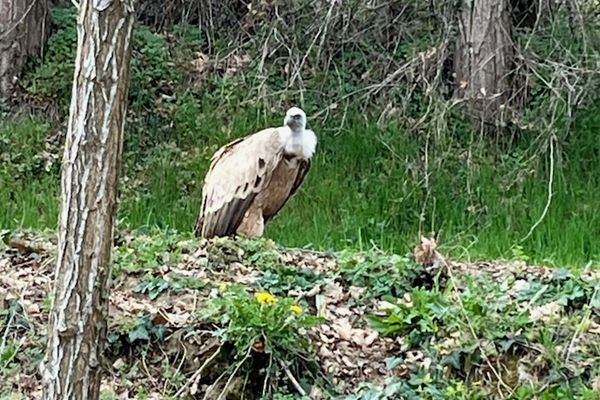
[[281, 106, 317, 159], [284, 107, 307, 131]]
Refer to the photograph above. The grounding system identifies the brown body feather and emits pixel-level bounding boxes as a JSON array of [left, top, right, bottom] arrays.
[[195, 127, 312, 239], [262, 156, 310, 223]]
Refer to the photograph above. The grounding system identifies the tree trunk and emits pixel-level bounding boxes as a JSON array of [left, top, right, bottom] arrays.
[[454, 0, 514, 126], [41, 1, 135, 399], [0, 0, 50, 99]]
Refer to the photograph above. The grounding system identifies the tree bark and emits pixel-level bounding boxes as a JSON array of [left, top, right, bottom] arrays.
[[0, 0, 50, 99], [41, 1, 135, 399], [454, 0, 514, 126]]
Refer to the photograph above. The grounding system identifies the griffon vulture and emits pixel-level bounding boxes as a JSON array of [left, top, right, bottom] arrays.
[[194, 107, 317, 239]]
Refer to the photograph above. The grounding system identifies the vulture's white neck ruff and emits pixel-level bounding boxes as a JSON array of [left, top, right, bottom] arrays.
[[280, 126, 317, 160]]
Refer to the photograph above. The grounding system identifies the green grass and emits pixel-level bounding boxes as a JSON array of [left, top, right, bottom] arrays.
[[0, 118, 59, 228], [1, 106, 599, 267], [2, 5, 599, 268]]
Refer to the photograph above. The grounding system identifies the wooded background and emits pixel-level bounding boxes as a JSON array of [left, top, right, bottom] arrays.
[[1, 0, 599, 264]]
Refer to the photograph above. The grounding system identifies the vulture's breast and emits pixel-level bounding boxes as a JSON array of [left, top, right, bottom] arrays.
[[258, 155, 302, 218]]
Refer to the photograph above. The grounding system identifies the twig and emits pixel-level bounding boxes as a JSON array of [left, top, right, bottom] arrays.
[[0, 300, 17, 355], [175, 344, 222, 397], [165, 335, 188, 394], [216, 346, 253, 400], [279, 359, 307, 397], [140, 350, 159, 386], [0, 0, 39, 40], [202, 369, 229, 400], [241, 370, 250, 400], [1, 287, 30, 365], [366, 48, 438, 98], [8, 258, 38, 269], [521, 135, 555, 243], [289, 0, 337, 88], [262, 353, 273, 398], [0, 336, 25, 369]]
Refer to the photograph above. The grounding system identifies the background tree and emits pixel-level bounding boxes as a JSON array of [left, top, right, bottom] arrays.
[[453, 0, 515, 126], [41, 0, 135, 398], [0, 0, 50, 99]]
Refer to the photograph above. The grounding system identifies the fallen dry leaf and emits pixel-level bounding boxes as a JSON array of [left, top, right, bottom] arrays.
[[529, 302, 561, 322], [333, 318, 353, 341], [324, 282, 345, 303], [414, 236, 438, 266]]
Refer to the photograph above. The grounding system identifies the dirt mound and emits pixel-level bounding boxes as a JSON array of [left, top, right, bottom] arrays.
[[1, 230, 598, 399]]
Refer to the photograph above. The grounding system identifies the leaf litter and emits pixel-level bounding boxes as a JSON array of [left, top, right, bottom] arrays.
[[1, 230, 599, 399]]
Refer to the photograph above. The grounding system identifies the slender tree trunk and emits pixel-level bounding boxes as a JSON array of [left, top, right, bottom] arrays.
[[454, 0, 514, 126], [0, 0, 50, 99], [41, 1, 135, 399]]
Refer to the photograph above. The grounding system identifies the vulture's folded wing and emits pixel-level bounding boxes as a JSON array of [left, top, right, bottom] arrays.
[[196, 128, 285, 238], [263, 158, 311, 224]]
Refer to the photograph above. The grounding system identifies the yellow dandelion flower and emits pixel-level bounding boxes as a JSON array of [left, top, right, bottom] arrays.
[[254, 291, 277, 304], [290, 305, 303, 314], [218, 283, 230, 292]]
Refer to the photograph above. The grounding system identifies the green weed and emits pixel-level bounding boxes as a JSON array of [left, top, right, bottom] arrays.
[[109, 313, 168, 345], [134, 272, 208, 299], [367, 271, 600, 398], [200, 284, 320, 359], [112, 228, 186, 275]]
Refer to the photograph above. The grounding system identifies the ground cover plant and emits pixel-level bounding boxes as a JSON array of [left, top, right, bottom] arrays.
[[1, 230, 599, 399]]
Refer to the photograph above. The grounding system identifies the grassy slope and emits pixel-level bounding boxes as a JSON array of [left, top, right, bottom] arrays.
[[1, 6, 600, 266], [3, 108, 599, 267]]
